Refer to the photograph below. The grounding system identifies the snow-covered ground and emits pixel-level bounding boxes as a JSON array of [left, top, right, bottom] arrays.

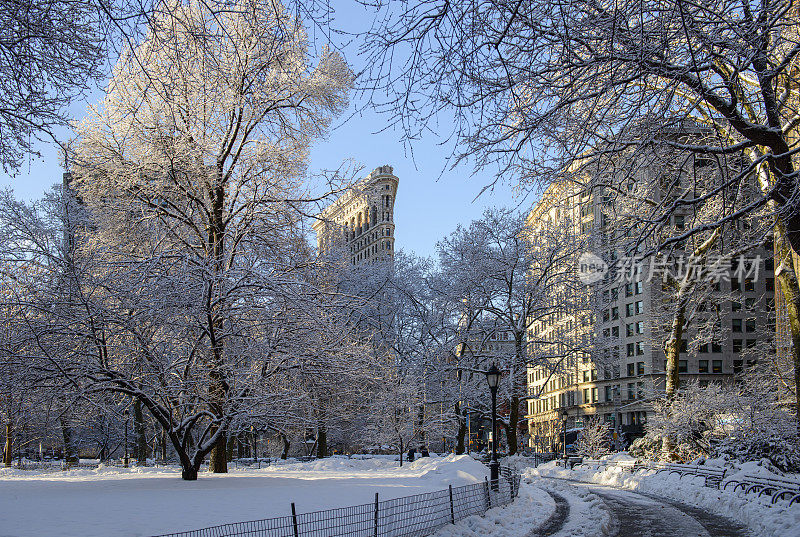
[[0, 454, 492, 537], [432, 472, 610, 537], [528, 454, 800, 537]]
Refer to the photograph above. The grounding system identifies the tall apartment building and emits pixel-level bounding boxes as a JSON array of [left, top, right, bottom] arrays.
[[525, 177, 775, 453], [312, 165, 398, 265]]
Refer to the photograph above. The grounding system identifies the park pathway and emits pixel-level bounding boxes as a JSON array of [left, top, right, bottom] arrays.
[[531, 478, 748, 537]]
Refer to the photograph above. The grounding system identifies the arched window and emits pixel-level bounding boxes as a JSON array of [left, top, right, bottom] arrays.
[[372, 206, 378, 225]]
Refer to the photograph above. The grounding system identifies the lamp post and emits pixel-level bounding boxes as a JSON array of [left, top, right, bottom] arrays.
[[123, 408, 129, 468], [560, 409, 568, 466], [484, 364, 501, 490]]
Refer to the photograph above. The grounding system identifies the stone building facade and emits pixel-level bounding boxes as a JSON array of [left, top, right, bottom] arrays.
[[312, 165, 398, 265], [525, 176, 775, 453]]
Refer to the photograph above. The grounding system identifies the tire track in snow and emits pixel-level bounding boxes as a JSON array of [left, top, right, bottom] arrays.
[[526, 490, 569, 537]]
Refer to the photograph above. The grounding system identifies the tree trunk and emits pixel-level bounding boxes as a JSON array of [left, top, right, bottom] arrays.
[[416, 405, 425, 448], [134, 399, 148, 465], [664, 307, 685, 399], [316, 425, 327, 458], [209, 430, 228, 473], [3, 419, 12, 467], [226, 433, 235, 462], [60, 416, 79, 466], [280, 433, 290, 459], [160, 428, 167, 463], [507, 395, 519, 456], [454, 403, 466, 455], [663, 230, 720, 459], [398, 437, 403, 467], [207, 169, 230, 473], [775, 224, 800, 434]]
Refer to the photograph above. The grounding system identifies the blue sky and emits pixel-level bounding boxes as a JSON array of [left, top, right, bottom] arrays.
[[0, 2, 533, 261]]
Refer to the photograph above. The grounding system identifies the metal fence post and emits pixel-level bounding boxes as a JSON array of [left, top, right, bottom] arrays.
[[291, 502, 299, 537], [374, 492, 379, 537], [449, 484, 455, 524], [484, 476, 492, 510]]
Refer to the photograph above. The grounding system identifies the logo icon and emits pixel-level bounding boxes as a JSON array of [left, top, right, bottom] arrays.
[[578, 252, 607, 284]]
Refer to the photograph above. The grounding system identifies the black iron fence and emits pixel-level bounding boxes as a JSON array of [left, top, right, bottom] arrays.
[[153, 467, 521, 537]]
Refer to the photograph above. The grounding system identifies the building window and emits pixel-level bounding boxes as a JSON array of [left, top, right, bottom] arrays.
[[627, 343, 635, 358], [611, 307, 619, 320], [626, 323, 634, 337], [627, 363, 635, 376], [612, 326, 619, 337], [698, 343, 708, 353], [733, 339, 743, 353], [635, 301, 644, 314], [625, 283, 634, 297], [733, 360, 743, 374], [636, 341, 645, 355], [626, 303, 635, 316], [605, 385, 613, 401], [699, 360, 709, 373], [679, 360, 688, 373], [766, 277, 774, 292], [745, 318, 755, 332], [636, 321, 644, 334], [583, 370, 590, 382], [731, 278, 740, 291], [712, 360, 723, 373], [744, 279, 754, 292], [592, 387, 598, 403], [636, 361, 645, 375], [628, 383, 635, 400], [712, 341, 722, 353], [635, 281, 643, 294], [732, 319, 742, 332], [583, 388, 590, 404]]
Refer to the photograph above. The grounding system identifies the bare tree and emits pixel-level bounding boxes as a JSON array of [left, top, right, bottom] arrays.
[[2, 0, 356, 480], [575, 417, 611, 459], [0, 0, 110, 173], [362, 0, 800, 427], [436, 208, 586, 454]]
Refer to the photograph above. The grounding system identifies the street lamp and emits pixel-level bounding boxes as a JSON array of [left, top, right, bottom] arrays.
[[560, 409, 568, 466], [123, 408, 129, 468], [484, 363, 501, 489]]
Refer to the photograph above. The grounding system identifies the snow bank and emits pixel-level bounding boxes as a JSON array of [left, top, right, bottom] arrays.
[[432, 474, 610, 537], [529, 460, 800, 537], [432, 482, 556, 537], [0, 455, 487, 537]]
